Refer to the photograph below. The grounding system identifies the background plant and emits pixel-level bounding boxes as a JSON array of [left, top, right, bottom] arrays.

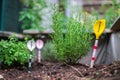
[[42, 41, 57, 62], [19, 0, 46, 30], [101, 0, 120, 28], [90, 0, 120, 28], [0, 35, 30, 66], [51, 12, 93, 64]]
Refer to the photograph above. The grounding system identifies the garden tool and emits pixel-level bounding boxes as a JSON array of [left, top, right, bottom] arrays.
[[90, 19, 106, 68], [36, 39, 44, 63], [27, 40, 36, 73]]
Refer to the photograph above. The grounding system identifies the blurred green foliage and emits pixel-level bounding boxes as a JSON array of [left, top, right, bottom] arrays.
[[91, 0, 120, 28], [19, 0, 46, 30], [102, 0, 120, 28], [42, 41, 57, 62]]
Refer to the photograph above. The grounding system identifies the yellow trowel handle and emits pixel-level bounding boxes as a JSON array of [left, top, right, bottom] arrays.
[[93, 19, 106, 39]]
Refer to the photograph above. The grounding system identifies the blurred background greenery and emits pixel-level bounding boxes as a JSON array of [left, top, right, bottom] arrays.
[[0, 0, 119, 32], [19, 0, 120, 31]]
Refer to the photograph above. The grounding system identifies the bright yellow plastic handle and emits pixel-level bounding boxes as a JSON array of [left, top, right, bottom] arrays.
[[93, 19, 106, 39]]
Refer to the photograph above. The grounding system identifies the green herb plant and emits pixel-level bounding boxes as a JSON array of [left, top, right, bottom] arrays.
[[19, 0, 46, 30], [0, 35, 30, 66], [51, 12, 93, 64], [42, 41, 57, 62]]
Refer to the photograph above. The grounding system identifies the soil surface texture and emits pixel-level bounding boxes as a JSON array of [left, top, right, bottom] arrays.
[[0, 61, 120, 80]]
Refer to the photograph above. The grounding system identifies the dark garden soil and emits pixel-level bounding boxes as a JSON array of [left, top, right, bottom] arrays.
[[0, 61, 120, 80]]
